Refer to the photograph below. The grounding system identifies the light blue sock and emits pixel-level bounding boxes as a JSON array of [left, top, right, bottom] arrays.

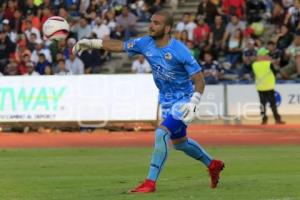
[[147, 128, 170, 181], [173, 138, 212, 167]]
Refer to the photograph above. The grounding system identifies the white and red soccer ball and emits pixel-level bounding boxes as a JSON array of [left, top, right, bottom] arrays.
[[43, 16, 70, 41]]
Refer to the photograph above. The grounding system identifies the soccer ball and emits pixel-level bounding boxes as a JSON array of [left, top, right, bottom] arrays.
[[43, 16, 70, 41]]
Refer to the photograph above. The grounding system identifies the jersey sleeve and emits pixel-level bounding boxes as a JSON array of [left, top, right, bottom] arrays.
[[181, 46, 202, 76], [123, 36, 149, 57]]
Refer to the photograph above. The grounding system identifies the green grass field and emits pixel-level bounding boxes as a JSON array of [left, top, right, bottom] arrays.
[[1, 146, 300, 200]]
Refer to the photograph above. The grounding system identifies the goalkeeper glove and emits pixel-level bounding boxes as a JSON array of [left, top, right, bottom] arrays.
[[179, 92, 202, 124], [72, 39, 103, 54]]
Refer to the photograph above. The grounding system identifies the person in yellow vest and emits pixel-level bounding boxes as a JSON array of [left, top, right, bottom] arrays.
[[252, 48, 285, 125]]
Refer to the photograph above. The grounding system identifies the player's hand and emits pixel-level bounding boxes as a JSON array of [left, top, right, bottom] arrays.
[[180, 92, 202, 124], [72, 39, 103, 54]]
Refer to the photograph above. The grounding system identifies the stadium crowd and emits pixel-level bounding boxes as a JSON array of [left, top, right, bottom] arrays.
[[0, 0, 300, 84]]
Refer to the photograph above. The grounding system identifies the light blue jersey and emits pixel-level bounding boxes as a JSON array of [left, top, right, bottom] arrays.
[[123, 35, 201, 118]]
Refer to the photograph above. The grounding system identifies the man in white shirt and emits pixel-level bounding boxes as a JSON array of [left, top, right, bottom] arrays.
[[66, 52, 84, 75], [73, 17, 92, 41], [92, 17, 110, 39], [175, 13, 197, 41], [23, 62, 40, 76], [31, 39, 52, 64], [24, 19, 41, 41], [132, 55, 151, 73]]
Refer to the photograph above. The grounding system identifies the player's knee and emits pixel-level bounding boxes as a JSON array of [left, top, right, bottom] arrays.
[[161, 115, 187, 140], [173, 140, 187, 151]]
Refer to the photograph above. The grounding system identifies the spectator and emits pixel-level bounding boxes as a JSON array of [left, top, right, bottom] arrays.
[[2, 19, 17, 43], [175, 13, 196, 41], [3, 0, 17, 21], [284, 0, 300, 31], [105, 9, 117, 32], [193, 15, 210, 48], [179, 30, 189, 45], [245, 0, 265, 24], [201, 52, 222, 84], [24, 19, 41, 41], [31, 39, 52, 64], [222, 15, 246, 49], [23, 0, 38, 16], [15, 40, 31, 63], [92, 17, 110, 39], [280, 30, 300, 79], [66, 52, 84, 75], [281, 0, 294, 9], [12, 9, 23, 34], [271, 2, 285, 25], [0, 30, 15, 74], [240, 39, 257, 79], [209, 15, 226, 58], [110, 24, 124, 40], [272, 25, 294, 50], [58, 7, 72, 22], [267, 41, 284, 69], [39, 0, 54, 13], [221, 0, 245, 18], [131, 55, 151, 73], [130, 0, 150, 22], [44, 65, 53, 75], [17, 52, 32, 75], [116, 6, 138, 40], [23, 61, 40, 76], [86, 0, 100, 14], [147, 0, 163, 15], [80, 48, 103, 74], [196, 0, 219, 25], [35, 53, 51, 75], [49, 39, 70, 63], [55, 59, 71, 75], [40, 6, 53, 25], [27, 32, 38, 51], [225, 29, 244, 68], [5, 61, 18, 76], [79, 0, 90, 14], [73, 17, 92, 41], [24, 10, 41, 31], [97, 0, 110, 16]]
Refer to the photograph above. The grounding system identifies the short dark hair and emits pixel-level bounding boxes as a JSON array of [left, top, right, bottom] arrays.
[[154, 10, 174, 28], [267, 41, 275, 46], [58, 59, 65, 63]]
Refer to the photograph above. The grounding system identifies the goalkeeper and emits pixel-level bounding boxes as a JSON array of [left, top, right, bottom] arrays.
[[73, 10, 224, 193]]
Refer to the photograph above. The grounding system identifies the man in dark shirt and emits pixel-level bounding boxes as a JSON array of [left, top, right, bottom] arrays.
[[209, 15, 226, 58], [0, 30, 15, 73]]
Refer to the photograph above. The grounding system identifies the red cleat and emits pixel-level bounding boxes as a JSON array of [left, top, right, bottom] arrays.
[[129, 179, 156, 193], [208, 160, 225, 189]]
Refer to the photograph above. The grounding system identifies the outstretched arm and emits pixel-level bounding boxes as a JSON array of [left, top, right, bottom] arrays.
[[102, 39, 124, 52], [72, 38, 124, 54]]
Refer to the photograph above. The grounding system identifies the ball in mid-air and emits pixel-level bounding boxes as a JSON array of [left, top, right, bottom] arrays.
[[43, 16, 70, 41]]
